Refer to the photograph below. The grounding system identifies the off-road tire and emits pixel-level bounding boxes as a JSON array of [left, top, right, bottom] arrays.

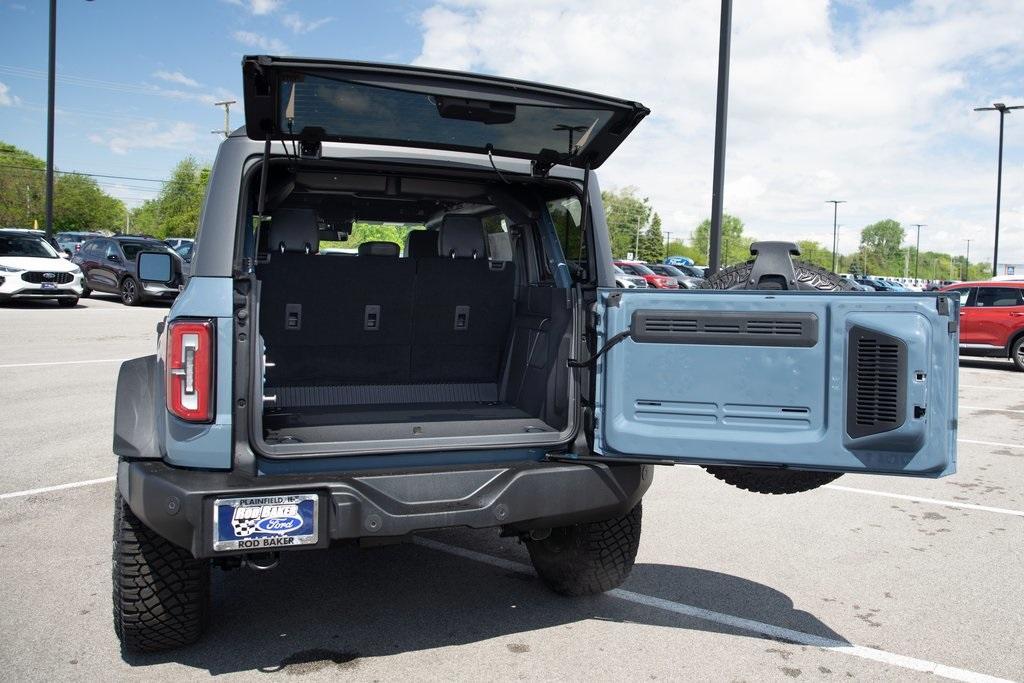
[[1011, 336, 1024, 372], [57, 297, 78, 308], [698, 259, 851, 494], [526, 503, 641, 596], [120, 276, 141, 306], [112, 489, 209, 653]]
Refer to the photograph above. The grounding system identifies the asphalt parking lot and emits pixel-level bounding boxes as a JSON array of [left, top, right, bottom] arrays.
[[1, 297, 1022, 682]]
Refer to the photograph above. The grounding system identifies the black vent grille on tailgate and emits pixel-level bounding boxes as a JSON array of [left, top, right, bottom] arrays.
[[846, 326, 907, 438], [631, 310, 818, 347]]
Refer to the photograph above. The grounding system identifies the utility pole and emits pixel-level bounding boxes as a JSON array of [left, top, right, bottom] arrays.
[[963, 239, 972, 280], [44, 0, 56, 238], [826, 200, 845, 273], [212, 100, 238, 138], [910, 223, 926, 279], [974, 102, 1023, 277], [634, 215, 641, 260], [708, 0, 732, 274]]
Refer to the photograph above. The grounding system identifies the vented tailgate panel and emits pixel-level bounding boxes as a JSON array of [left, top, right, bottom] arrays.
[[594, 290, 958, 477]]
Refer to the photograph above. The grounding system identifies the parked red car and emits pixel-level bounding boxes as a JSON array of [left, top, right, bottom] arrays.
[[613, 261, 679, 289], [940, 281, 1024, 370]]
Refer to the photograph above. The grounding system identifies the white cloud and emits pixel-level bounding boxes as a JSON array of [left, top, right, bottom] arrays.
[[282, 13, 332, 34], [414, 0, 1024, 265], [153, 70, 201, 88], [0, 81, 21, 107], [88, 121, 201, 155], [223, 0, 282, 16], [232, 29, 288, 53]]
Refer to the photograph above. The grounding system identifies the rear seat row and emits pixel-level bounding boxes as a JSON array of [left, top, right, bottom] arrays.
[[258, 209, 516, 388]]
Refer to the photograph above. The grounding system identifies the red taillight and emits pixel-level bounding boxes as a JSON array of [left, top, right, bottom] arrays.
[[166, 319, 215, 423]]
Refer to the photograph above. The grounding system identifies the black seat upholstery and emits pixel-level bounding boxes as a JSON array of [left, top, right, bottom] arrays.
[[259, 210, 414, 386], [411, 215, 515, 383], [405, 229, 438, 258], [260, 213, 515, 390]]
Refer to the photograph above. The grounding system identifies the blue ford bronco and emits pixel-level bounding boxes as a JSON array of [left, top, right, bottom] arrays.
[[112, 56, 959, 652]]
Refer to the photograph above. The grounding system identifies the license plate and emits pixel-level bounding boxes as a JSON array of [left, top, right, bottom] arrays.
[[41, 282, 57, 290], [212, 493, 318, 551]]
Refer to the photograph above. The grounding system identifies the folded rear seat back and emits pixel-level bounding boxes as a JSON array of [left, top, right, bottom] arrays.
[[259, 212, 413, 387], [411, 215, 515, 384]]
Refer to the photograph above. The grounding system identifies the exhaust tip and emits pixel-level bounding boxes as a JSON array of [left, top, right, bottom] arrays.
[[243, 552, 280, 571]]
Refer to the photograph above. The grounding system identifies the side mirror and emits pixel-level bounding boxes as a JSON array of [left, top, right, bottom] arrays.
[[137, 251, 173, 284]]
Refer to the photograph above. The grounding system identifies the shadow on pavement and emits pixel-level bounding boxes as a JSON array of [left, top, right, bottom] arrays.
[[959, 358, 1016, 372], [124, 530, 845, 675]]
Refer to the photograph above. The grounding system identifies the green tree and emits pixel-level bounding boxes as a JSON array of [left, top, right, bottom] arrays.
[[0, 142, 46, 227], [53, 173, 125, 232], [131, 157, 210, 238], [693, 214, 751, 266], [796, 240, 834, 270], [637, 212, 665, 262], [859, 219, 905, 274], [602, 187, 654, 259]]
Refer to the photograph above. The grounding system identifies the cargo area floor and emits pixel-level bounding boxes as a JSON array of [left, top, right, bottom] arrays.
[[263, 401, 557, 444]]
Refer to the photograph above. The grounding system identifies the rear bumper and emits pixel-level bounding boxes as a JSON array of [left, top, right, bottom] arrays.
[[119, 459, 653, 559]]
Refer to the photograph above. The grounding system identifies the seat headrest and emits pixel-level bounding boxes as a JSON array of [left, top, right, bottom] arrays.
[[357, 241, 400, 257], [405, 230, 438, 258], [439, 215, 486, 259], [269, 208, 318, 254]]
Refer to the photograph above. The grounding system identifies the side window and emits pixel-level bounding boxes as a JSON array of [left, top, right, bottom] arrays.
[[549, 196, 588, 278], [975, 287, 1023, 307], [481, 214, 513, 262], [949, 287, 974, 307]]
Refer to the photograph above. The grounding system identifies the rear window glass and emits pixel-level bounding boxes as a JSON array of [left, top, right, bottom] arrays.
[[282, 75, 613, 159], [975, 287, 1023, 307], [120, 242, 174, 260]]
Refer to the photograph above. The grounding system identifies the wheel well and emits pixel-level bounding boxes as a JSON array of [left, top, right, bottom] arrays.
[[1008, 329, 1024, 357]]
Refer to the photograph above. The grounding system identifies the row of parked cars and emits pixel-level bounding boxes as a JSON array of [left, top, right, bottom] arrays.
[[0, 228, 193, 307], [613, 260, 708, 289]]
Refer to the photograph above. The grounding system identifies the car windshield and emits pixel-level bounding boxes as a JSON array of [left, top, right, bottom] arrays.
[[120, 241, 174, 260], [0, 234, 59, 258], [660, 265, 684, 277], [612, 265, 625, 275], [280, 75, 614, 159], [625, 263, 655, 276]]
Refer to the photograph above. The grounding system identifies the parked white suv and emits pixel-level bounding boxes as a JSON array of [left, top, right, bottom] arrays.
[[0, 229, 83, 307]]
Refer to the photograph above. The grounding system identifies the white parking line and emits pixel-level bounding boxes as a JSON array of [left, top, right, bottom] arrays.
[[824, 485, 1024, 517], [958, 438, 1024, 450], [414, 537, 1012, 683], [959, 384, 1023, 392], [0, 358, 125, 369], [960, 405, 1024, 414], [0, 476, 115, 500]]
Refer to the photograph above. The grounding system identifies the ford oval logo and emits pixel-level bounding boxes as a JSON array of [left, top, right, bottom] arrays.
[[43, 272, 55, 279], [254, 515, 303, 534]]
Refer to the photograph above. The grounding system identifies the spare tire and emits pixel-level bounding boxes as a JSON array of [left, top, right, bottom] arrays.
[[698, 259, 852, 494]]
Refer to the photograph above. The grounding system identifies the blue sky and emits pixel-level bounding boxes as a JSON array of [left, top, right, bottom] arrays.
[[0, 0, 429, 205], [1, 0, 1022, 265]]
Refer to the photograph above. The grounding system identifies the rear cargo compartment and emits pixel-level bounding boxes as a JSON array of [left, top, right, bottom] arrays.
[[250, 166, 580, 455]]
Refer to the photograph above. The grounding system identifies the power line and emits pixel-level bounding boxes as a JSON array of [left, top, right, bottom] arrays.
[[0, 162, 205, 185]]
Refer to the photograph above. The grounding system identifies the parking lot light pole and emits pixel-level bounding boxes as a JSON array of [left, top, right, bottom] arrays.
[[708, 0, 732, 274], [910, 223, 925, 279], [44, 0, 56, 238], [974, 102, 1023, 277], [826, 200, 845, 273], [963, 239, 972, 280]]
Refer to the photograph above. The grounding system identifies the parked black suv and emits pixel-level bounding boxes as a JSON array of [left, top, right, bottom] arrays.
[[73, 236, 184, 305]]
